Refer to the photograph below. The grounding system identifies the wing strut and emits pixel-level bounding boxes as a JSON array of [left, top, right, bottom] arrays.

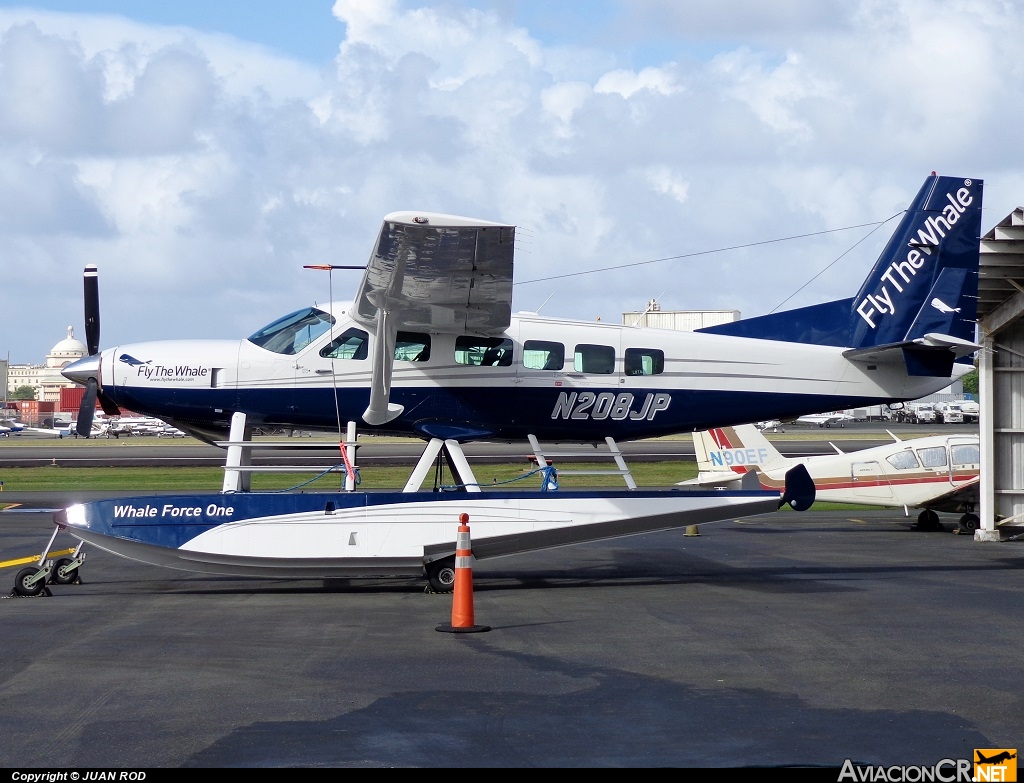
[[362, 307, 404, 426]]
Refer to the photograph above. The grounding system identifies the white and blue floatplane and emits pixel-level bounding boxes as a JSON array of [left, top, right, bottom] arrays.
[[15, 173, 982, 595]]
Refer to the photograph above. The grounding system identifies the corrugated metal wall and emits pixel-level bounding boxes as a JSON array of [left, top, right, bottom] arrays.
[[992, 321, 1024, 521], [620, 310, 740, 330]]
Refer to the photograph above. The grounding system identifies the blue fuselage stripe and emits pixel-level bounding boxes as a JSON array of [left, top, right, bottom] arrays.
[[113, 385, 888, 441]]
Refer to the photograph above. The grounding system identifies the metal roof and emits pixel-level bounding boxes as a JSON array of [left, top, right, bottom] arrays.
[[977, 207, 1024, 324]]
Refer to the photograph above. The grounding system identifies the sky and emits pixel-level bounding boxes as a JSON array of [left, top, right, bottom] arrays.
[[1, 0, 1023, 364]]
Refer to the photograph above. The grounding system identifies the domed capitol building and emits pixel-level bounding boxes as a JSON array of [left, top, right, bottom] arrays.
[[5, 326, 88, 402]]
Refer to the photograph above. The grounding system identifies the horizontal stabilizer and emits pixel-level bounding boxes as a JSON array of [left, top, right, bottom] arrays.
[[678, 471, 749, 489], [844, 332, 981, 376], [843, 333, 980, 363], [679, 468, 763, 490], [915, 332, 983, 355]]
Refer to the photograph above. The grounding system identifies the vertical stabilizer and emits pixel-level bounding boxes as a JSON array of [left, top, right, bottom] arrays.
[[698, 425, 792, 472], [849, 175, 981, 349], [698, 174, 983, 366]]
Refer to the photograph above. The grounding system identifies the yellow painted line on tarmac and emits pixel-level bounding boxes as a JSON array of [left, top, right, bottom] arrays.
[[0, 548, 76, 569]]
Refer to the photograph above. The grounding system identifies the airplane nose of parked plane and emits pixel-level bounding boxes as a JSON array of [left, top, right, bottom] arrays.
[[62, 354, 101, 386]]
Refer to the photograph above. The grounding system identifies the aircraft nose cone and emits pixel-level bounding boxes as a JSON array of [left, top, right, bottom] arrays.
[[62, 354, 101, 385]]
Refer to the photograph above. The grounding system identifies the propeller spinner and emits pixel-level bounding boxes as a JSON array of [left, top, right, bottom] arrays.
[[64, 265, 120, 437]]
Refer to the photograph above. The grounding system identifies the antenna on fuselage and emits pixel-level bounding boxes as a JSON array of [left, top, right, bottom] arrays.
[[535, 291, 556, 314]]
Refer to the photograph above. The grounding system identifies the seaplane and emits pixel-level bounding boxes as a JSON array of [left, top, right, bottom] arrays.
[[16, 172, 984, 595], [686, 424, 981, 532]]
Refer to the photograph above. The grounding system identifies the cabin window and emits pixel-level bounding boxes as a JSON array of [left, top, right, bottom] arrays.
[[395, 332, 430, 362], [247, 307, 335, 355], [951, 443, 980, 466], [455, 336, 513, 367], [523, 340, 564, 370], [886, 450, 920, 470], [916, 446, 948, 469], [320, 328, 369, 360], [574, 344, 616, 374], [624, 348, 664, 376]]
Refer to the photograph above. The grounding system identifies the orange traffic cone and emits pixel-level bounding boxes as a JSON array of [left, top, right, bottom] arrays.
[[436, 513, 490, 634]]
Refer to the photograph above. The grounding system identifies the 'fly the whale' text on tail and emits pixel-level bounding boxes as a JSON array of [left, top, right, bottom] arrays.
[[700, 174, 982, 378]]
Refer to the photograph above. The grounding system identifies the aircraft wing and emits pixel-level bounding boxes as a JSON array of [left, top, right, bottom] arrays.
[[26, 426, 73, 437], [922, 476, 981, 511], [352, 211, 516, 335], [678, 471, 754, 489], [350, 211, 516, 425]]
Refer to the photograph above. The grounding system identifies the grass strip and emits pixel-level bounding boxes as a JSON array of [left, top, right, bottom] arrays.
[[0, 461, 878, 512]]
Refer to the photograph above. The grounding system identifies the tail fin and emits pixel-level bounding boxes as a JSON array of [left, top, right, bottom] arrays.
[[698, 425, 791, 472], [698, 174, 983, 368], [849, 174, 981, 349]]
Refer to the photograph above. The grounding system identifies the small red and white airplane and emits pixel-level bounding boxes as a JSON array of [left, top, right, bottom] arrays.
[[686, 423, 980, 532]]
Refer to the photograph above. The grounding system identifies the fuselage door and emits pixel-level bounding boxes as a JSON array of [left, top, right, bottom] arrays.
[[851, 460, 897, 502]]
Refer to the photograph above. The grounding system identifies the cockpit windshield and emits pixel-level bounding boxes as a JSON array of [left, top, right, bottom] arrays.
[[247, 307, 335, 355]]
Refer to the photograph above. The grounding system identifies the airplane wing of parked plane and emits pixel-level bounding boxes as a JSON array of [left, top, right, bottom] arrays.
[[27, 423, 79, 438]]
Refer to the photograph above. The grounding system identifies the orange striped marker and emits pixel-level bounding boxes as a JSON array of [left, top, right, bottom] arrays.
[[436, 513, 490, 634]]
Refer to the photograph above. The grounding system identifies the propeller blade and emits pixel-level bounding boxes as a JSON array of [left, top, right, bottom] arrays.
[[76, 378, 98, 437], [84, 264, 100, 356]]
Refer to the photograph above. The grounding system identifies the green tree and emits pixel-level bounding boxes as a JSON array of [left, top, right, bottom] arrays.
[[961, 368, 978, 396], [10, 385, 36, 401]]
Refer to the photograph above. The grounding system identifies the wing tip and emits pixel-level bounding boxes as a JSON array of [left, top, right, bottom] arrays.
[[383, 211, 511, 229]]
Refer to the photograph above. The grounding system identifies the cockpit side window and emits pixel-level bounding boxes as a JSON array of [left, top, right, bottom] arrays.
[[395, 332, 431, 362], [320, 328, 369, 360], [248, 308, 335, 355], [886, 450, 920, 470], [456, 336, 513, 366]]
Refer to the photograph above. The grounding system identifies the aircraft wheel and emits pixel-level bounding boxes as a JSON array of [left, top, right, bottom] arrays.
[[13, 567, 45, 597], [959, 513, 980, 533], [426, 557, 456, 593], [51, 557, 79, 585], [916, 509, 941, 531]]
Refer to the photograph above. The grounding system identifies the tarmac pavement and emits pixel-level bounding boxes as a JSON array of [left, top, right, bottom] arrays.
[[1, 506, 1021, 768]]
